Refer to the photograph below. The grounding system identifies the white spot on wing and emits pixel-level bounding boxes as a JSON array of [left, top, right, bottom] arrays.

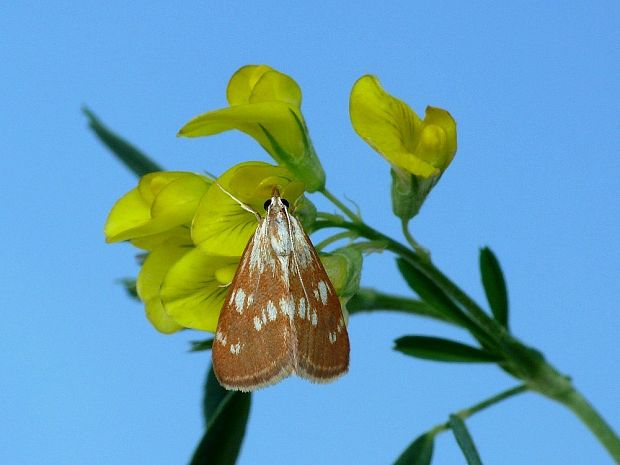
[[267, 301, 278, 321], [298, 297, 306, 319], [230, 341, 241, 355], [311, 308, 318, 326], [216, 331, 227, 346], [253, 316, 262, 331], [247, 293, 254, 307], [279, 296, 295, 319], [328, 332, 337, 344], [234, 289, 246, 314], [313, 288, 319, 300], [318, 281, 328, 305]]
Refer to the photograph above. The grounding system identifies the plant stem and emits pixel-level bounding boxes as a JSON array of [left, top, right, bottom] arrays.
[[347, 288, 457, 325], [315, 231, 356, 251], [401, 219, 431, 262], [314, 217, 620, 461], [554, 388, 620, 463], [320, 188, 360, 223], [429, 384, 529, 436]]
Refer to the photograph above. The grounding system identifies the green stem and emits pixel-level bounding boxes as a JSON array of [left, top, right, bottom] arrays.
[[554, 389, 620, 462], [347, 288, 457, 325], [320, 188, 360, 223], [401, 219, 431, 262], [314, 218, 620, 461], [315, 231, 357, 251], [429, 384, 529, 436]]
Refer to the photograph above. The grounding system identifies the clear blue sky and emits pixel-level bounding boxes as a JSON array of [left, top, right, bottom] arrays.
[[2, 1, 619, 464]]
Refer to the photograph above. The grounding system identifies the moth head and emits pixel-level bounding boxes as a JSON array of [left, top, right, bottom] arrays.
[[263, 187, 290, 213]]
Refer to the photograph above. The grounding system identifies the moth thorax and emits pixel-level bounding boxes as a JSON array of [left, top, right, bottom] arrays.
[[269, 212, 293, 256]]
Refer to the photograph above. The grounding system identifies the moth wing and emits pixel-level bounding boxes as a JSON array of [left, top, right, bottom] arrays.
[[212, 223, 295, 391], [288, 216, 350, 382]]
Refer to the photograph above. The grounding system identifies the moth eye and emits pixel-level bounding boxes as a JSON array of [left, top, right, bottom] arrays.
[[263, 199, 272, 211], [281, 198, 290, 208]]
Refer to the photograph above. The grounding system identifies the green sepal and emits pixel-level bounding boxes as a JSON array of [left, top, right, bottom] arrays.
[[321, 246, 363, 301], [83, 107, 163, 177], [448, 415, 484, 465], [479, 247, 509, 329], [390, 167, 438, 221], [394, 336, 502, 363], [393, 432, 434, 465], [294, 195, 317, 231]]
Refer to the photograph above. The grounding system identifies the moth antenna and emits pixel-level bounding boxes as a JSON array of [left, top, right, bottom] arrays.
[[215, 181, 261, 221]]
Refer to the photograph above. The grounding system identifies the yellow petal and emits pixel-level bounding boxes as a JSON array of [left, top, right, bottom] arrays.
[[419, 106, 457, 170], [161, 248, 239, 332], [105, 172, 210, 243], [105, 187, 151, 242], [350, 75, 455, 178], [226, 65, 274, 105], [177, 102, 305, 159], [192, 161, 301, 257], [136, 243, 189, 333], [227, 65, 301, 107]]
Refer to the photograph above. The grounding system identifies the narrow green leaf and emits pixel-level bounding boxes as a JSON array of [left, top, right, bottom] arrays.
[[479, 247, 509, 328], [396, 258, 471, 328], [190, 367, 251, 465], [449, 415, 483, 465], [393, 433, 434, 465], [83, 107, 163, 177], [203, 365, 228, 423], [395, 336, 502, 363], [189, 339, 214, 352], [116, 278, 138, 301]]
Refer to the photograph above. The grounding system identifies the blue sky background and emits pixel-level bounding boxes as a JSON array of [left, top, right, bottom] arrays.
[[2, 1, 619, 464]]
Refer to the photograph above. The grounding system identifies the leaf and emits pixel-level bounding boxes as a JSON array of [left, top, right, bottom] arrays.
[[116, 277, 139, 301], [479, 247, 509, 329], [189, 339, 214, 352], [190, 366, 251, 465], [394, 336, 501, 363], [396, 258, 471, 328], [83, 107, 163, 177], [203, 365, 228, 423], [448, 415, 483, 465], [393, 433, 434, 465]]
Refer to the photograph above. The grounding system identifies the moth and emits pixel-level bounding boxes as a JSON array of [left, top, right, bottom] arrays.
[[212, 187, 350, 391]]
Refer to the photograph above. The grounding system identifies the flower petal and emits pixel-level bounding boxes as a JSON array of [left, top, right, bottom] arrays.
[[192, 161, 302, 256], [161, 248, 239, 332], [136, 243, 189, 333], [350, 75, 445, 178], [227, 65, 302, 107], [105, 172, 210, 243]]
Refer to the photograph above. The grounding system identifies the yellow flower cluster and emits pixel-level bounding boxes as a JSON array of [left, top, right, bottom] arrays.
[[105, 64, 456, 334], [105, 163, 302, 333]]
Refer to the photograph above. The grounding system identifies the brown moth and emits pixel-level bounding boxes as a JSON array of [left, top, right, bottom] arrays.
[[212, 187, 349, 391]]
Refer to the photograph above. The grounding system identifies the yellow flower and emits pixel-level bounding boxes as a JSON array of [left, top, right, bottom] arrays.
[[177, 65, 326, 192], [192, 161, 305, 257], [350, 75, 457, 220], [160, 248, 240, 332], [350, 75, 457, 178], [104, 171, 212, 250], [136, 239, 189, 334]]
